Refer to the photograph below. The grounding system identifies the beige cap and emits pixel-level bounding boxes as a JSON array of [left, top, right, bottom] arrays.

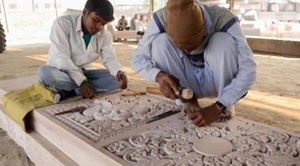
[[166, 0, 207, 50]]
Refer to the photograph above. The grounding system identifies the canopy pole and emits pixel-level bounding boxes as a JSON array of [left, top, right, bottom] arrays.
[[54, 0, 58, 18], [32, 0, 35, 11], [229, 0, 234, 11], [1, 0, 9, 33]]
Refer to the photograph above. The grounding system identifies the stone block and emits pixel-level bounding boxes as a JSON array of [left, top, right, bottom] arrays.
[[284, 3, 295, 11], [260, 1, 268, 11], [279, 3, 286, 11], [2, 78, 300, 165], [241, 23, 255, 28], [261, 29, 277, 37], [247, 36, 300, 56], [270, 3, 280, 12], [289, 0, 300, 3], [285, 24, 292, 30], [244, 10, 258, 20], [278, 31, 300, 38], [270, 24, 285, 31], [256, 20, 267, 28], [296, 3, 300, 12], [268, 0, 284, 3], [242, 28, 261, 36]]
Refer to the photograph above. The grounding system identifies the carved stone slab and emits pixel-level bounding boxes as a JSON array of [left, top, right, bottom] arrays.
[[37, 90, 181, 142], [34, 90, 300, 166], [104, 116, 300, 166]]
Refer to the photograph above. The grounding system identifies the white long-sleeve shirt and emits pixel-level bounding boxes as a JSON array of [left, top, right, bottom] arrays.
[[136, 20, 146, 32], [131, 6, 256, 107], [47, 15, 125, 86]]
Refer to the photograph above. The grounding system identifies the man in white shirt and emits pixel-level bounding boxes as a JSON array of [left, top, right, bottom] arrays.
[[37, 0, 128, 100], [136, 15, 146, 35], [116, 15, 130, 31]]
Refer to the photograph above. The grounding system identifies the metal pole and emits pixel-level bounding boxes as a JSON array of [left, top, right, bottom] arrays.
[[32, 0, 35, 11], [54, 0, 58, 19], [1, 0, 9, 33]]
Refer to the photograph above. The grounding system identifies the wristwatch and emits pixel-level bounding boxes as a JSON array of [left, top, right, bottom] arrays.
[[215, 101, 227, 113]]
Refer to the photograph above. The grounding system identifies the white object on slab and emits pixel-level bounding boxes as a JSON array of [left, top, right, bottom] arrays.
[[193, 137, 233, 156]]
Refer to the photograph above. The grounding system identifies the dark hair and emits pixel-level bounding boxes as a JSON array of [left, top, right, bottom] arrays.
[[84, 0, 114, 22]]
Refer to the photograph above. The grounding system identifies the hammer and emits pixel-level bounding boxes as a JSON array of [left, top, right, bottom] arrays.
[[146, 87, 194, 103]]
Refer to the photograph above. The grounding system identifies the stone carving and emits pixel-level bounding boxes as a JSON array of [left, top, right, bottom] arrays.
[[105, 117, 300, 166], [37, 90, 300, 165], [41, 90, 181, 141]]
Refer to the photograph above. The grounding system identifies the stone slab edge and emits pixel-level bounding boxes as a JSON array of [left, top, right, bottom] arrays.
[[0, 103, 78, 166], [247, 37, 300, 56]]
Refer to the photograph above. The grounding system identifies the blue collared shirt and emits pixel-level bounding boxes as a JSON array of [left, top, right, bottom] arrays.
[[131, 5, 256, 106]]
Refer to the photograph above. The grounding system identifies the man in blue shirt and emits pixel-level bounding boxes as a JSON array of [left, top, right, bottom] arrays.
[[131, 0, 256, 127]]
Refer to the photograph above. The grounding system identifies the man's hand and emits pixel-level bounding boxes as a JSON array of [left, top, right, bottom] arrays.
[[186, 103, 222, 127], [116, 71, 127, 89], [80, 82, 95, 99], [182, 94, 201, 114], [155, 71, 180, 99]]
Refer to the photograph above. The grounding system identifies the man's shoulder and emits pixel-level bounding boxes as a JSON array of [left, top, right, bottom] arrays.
[[203, 4, 233, 15], [98, 29, 110, 37], [55, 14, 80, 24]]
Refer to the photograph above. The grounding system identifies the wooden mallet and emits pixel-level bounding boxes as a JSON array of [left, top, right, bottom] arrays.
[[146, 87, 193, 103]]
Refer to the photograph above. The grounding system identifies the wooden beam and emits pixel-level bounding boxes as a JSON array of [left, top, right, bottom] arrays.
[[229, 0, 234, 11]]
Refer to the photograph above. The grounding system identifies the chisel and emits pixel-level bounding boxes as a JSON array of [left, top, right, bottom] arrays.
[[147, 110, 181, 123], [122, 92, 146, 96]]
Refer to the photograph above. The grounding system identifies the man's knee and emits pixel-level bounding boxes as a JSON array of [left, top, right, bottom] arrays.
[[208, 32, 236, 52], [36, 65, 58, 85], [36, 65, 49, 83], [205, 32, 237, 61], [83, 69, 111, 79]]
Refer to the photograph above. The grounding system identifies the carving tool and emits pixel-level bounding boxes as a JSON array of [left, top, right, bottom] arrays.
[[147, 110, 181, 123], [146, 87, 194, 103], [54, 106, 87, 116], [122, 92, 146, 97]]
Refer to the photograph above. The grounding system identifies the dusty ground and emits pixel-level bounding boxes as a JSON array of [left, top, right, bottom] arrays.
[[0, 41, 299, 165]]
